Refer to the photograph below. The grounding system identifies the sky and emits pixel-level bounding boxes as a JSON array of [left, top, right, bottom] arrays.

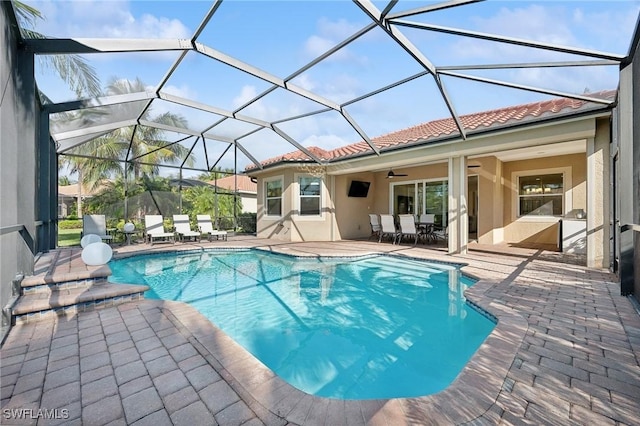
[[21, 0, 640, 177]]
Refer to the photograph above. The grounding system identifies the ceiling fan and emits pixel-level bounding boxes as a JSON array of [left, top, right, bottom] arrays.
[[386, 169, 408, 179]]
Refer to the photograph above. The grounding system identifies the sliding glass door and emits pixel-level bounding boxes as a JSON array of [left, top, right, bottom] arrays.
[[391, 180, 448, 226], [393, 184, 415, 214], [424, 180, 448, 227]]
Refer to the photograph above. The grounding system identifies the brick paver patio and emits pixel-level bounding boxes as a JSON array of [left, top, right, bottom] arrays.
[[1, 238, 639, 425]]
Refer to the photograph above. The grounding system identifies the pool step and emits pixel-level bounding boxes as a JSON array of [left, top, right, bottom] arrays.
[[12, 281, 149, 324], [8, 248, 149, 325]]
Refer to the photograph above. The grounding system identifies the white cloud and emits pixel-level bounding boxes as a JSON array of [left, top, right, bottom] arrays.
[[572, 5, 640, 53], [442, 3, 633, 94], [302, 134, 350, 150], [450, 3, 636, 61], [302, 17, 367, 62], [305, 35, 336, 58], [479, 5, 575, 45], [26, 1, 190, 39], [162, 84, 199, 101], [316, 74, 360, 103], [292, 74, 316, 92], [233, 85, 259, 109]]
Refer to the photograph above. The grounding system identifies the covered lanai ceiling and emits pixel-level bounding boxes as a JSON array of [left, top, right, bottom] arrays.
[[19, 0, 638, 176]]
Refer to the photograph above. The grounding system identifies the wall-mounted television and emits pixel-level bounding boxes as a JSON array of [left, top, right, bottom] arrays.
[[348, 180, 370, 198]]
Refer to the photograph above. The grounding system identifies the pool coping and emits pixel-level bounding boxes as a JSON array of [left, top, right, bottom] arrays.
[[112, 246, 527, 424]]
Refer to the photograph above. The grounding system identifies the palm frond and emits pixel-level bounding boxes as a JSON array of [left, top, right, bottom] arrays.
[[12, 1, 42, 28], [47, 55, 101, 98], [14, 3, 102, 98]]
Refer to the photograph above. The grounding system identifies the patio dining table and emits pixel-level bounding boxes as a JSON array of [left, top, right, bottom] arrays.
[[416, 221, 435, 243]]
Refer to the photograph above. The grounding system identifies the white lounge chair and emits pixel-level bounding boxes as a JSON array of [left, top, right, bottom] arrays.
[[397, 214, 419, 246], [197, 215, 228, 241], [378, 214, 398, 244], [144, 215, 175, 245], [82, 214, 113, 243], [172, 214, 200, 242]]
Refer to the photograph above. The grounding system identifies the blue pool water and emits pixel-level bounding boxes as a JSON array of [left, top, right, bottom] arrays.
[[109, 249, 495, 399]]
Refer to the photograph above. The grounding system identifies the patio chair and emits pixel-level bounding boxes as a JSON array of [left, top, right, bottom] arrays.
[[172, 214, 200, 242], [418, 213, 435, 242], [144, 215, 175, 245], [378, 214, 399, 244], [432, 225, 449, 243], [368, 214, 381, 240], [196, 214, 228, 241], [82, 214, 113, 243], [397, 214, 419, 246]]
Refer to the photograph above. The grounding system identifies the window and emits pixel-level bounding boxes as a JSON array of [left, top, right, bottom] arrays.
[[518, 173, 563, 216], [265, 178, 282, 216], [299, 176, 321, 216]]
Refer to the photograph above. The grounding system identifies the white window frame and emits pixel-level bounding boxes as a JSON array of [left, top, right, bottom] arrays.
[[512, 167, 572, 222], [264, 175, 283, 218], [294, 173, 324, 220]]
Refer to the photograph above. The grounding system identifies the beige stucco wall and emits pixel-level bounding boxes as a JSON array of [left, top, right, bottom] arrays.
[[501, 153, 586, 246], [240, 194, 257, 214], [256, 169, 336, 242], [473, 156, 504, 245], [333, 173, 375, 240], [253, 111, 611, 253], [256, 152, 590, 247], [335, 163, 450, 239]]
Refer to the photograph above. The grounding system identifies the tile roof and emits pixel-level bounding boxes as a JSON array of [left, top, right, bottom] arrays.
[[246, 90, 616, 171], [207, 175, 257, 193], [58, 183, 107, 197]]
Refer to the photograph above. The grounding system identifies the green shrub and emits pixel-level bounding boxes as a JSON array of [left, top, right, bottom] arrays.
[[237, 213, 257, 234], [58, 219, 82, 229]]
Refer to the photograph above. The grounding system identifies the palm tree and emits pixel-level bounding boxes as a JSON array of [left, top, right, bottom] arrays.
[[12, 1, 101, 98], [59, 78, 195, 217], [61, 77, 194, 190]]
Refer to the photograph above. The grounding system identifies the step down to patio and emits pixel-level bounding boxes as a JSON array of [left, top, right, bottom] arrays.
[[9, 248, 149, 325]]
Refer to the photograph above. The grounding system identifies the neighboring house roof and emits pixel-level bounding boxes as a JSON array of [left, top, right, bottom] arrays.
[[207, 175, 257, 193], [246, 90, 617, 171], [58, 183, 105, 197]]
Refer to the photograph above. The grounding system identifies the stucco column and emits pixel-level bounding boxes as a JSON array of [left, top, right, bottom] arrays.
[[586, 121, 610, 269], [448, 156, 468, 254]]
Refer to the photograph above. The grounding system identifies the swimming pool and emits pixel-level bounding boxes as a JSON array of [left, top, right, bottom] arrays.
[[109, 249, 495, 399]]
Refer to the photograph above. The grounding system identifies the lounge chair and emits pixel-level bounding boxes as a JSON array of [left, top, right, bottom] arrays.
[[196, 215, 228, 241], [82, 214, 113, 243], [144, 215, 175, 245], [378, 214, 398, 244], [172, 214, 200, 242], [368, 214, 381, 240], [397, 214, 419, 246]]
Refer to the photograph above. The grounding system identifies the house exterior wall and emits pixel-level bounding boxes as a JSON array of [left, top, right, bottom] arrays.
[[240, 193, 257, 214], [333, 172, 376, 240], [256, 169, 335, 241], [254, 115, 612, 263], [256, 150, 599, 249], [476, 156, 504, 245], [501, 153, 586, 246], [1, 3, 38, 335]]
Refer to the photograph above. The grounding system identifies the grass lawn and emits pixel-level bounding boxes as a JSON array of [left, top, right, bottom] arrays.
[[58, 228, 81, 247]]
